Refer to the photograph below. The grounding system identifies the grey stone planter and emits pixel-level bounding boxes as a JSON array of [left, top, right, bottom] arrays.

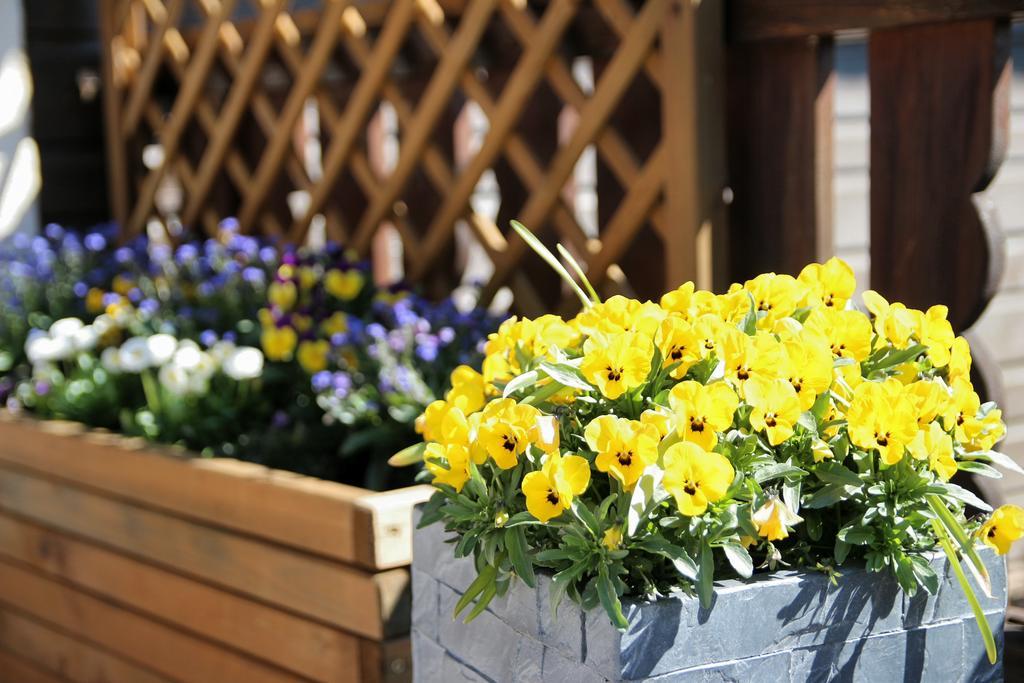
[[412, 509, 1007, 682]]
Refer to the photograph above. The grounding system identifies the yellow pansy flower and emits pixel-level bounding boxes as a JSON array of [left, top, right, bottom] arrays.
[[268, 280, 297, 310], [691, 314, 726, 359], [325, 268, 364, 300], [906, 380, 949, 429], [478, 399, 540, 469], [846, 379, 918, 465], [297, 339, 330, 374], [862, 290, 917, 349], [660, 281, 697, 317], [804, 308, 873, 362], [521, 452, 591, 523], [798, 257, 856, 309], [662, 441, 735, 516], [298, 266, 319, 291], [416, 400, 470, 446], [745, 377, 803, 446], [321, 311, 349, 336], [781, 337, 833, 410], [86, 288, 106, 313], [640, 408, 673, 439], [907, 421, 957, 481], [948, 336, 972, 383], [967, 408, 1006, 453], [112, 274, 135, 296], [915, 305, 955, 367], [742, 272, 804, 328], [811, 438, 833, 463], [261, 326, 298, 362], [602, 526, 623, 550], [580, 331, 652, 400], [942, 377, 981, 444], [668, 380, 739, 451], [445, 365, 486, 415], [752, 498, 803, 541], [584, 415, 659, 490], [291, 313, 313, 334], [655, 315, 701, 379], [425, 443, 471, 492], [978, 505, 1024, 555], [573, 295, 664, 338], [719, 328, 782, 396]]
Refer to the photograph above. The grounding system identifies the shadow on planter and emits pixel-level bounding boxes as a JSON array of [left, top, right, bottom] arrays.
[[412, 506, 1007, 682]]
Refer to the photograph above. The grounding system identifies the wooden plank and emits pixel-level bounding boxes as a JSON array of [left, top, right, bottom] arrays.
[[0, 513, 362, 683], [0, 648, 65, 683], [182, 0, 286, 227], [0, 416, 423, 569], [726, 35, 834, 282], [482, 0, 671, 299], [869, 19, 1010, 332], [0, 463, 407, 640], [359, 638, 412, 683], [353, 487, 434, 570], [0, 608, 170, 683], [730, 0, 1024, 42], [237, 0, 349, 233], [0, 559, 303, 683]]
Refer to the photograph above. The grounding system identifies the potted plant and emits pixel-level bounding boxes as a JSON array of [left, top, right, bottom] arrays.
[[407, 222, 1021, 680]]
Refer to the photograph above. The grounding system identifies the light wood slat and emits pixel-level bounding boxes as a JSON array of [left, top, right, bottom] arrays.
[[0, 513, 361, 683], [0, 648, 66, 683], [484, 0, 671, 296], [183, 1, 287, 226], [100, 0, 131, 227], [594, 0, 665, 90], [0, 464, 407, 641], [584, 143, 666, 284], [125, 0, 241, 237], [411, 0, 579, 277], [0, 559, 303, 683], [121, 0, 186, 137], [348, 0, 501, 251], [0, 416, 430, 570], [237, 0, 351, 231], [0, 607, 171, 683]]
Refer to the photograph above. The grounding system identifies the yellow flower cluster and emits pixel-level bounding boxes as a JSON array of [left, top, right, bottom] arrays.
[[419, 257, 1020, 554]]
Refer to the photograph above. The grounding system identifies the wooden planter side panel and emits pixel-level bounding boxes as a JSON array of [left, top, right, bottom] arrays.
[[0, 418, 420, 682], [0, 416, 431, 570]]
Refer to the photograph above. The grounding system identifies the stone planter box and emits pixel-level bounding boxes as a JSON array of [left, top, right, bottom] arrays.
[[412, 508, 1007, 682], [0, 415, 432, 683]]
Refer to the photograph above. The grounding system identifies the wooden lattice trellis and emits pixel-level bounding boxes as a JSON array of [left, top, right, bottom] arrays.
[[100, 0, 725, 314]]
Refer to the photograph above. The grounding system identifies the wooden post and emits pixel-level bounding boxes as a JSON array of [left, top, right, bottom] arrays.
[[661, 0, 727, 292], [98, 0, 129, 228], [869, 19, 1010, 333], [725, 34, 834, 284]]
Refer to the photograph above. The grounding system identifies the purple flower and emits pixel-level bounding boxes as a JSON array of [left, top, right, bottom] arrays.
[[387, 330, 407, 353], [127, 287, 143, 303], [102, 292, 121, 307], [219, 217, 240, 233], [139, 298, 159, 316], [271, 410, 290, 429], [222, 331, 237, 343], [34, 381, 50, 397], [176, 244, 199, 263], [72, 281, 88, 297], [84, 232, 107, 251], [259, 246, 277, 264], [332, 371, 352, 398], [311, 370, 332, 393], [200, 330, 218, 347], [115, 247, 135, 264], [44, 224, 64, 241], [366, 323, 386, 340]]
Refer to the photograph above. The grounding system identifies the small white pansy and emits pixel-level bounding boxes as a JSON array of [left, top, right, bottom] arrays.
[[146, 334, 178, 366], [117, 337, 152, 373], [223, 346, 264, 380]]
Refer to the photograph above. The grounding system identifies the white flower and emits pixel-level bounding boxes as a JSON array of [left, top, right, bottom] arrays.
[[25, 333, 73, 363], [70, 325, 100, 352], [48, 317, 84, 339], [223, 346, 264, 380], [117, 337, 152, 373], [146, 334, 178, 366], [209, 340, 236, 364], [172, 344, 203, 372], [158, 363, 191, 396], [100, 347, 121, 372], [92, 314, 116, 336]]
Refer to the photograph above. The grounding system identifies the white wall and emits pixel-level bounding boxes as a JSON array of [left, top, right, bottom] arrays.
[[0, 0, 39, 239]]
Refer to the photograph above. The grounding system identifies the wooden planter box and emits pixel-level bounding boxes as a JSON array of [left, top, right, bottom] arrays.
[[0, 415, 431, 683], [412, 509, 1008, 682]]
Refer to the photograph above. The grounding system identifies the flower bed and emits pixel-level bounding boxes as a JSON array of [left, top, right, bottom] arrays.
[[410, 224, 1024, 676], [0, 222, 500, 681]]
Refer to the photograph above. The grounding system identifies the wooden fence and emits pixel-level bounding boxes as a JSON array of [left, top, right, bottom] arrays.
[[99, 0, 1022, 326]]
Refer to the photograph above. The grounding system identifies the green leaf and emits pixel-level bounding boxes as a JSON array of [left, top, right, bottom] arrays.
[[556, 243, 601, 304], [597, 565, 629, 630], [504, 511, 543, 528], [720, 542, 753, 579], [505, 527, 536, 588], [753, 463, 806, 484], [955, 461, 1002, 479], [834, 538, 851, 564], [572, 500, 601, 537], [416, 492, 446, 529], [696, 544, 715, 609], [930, 518, 997, 664], [910, 554, 940, 595], [927, 495, 992, 598], [511, 221, 592, 308], [534, 548, 574, 563], [739, 293, 758, 336], [930, 483, 992, 512], [804, 483, 857, 509], [503, 370, 540, 398], [464, 582, 498, 623], [970, 449, 1024, 475], [549, 562, 588, 617], [836, 523, 874, 546], [454, 564, 497, 618], [815, 461, 863, 487], [538, 362, 593, 392], [635, 537, 698, 579], [387, 441, 426, 467]]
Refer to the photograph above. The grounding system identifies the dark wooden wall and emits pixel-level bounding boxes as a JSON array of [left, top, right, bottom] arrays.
[[24, 0, 110, 228]]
